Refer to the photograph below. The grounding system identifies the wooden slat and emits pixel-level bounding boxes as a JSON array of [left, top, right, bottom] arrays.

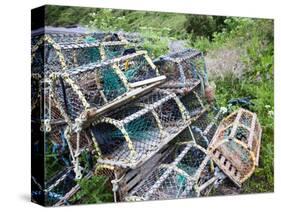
[[220, 156, 226, 164], [214, 150, 220, 158], [247, 113, 257, 150], [129, 75, 166, 88]]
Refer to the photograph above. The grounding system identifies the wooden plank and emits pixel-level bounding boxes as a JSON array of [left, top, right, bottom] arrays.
[[198, 176, 218, 192], [129, 75, 166, 88], [229, 109, 243, 138], [220, 156, 226, 164], [120, 144, 174, 199]]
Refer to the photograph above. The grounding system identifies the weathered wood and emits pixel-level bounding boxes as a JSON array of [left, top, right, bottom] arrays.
[[129, 75, 166, 88], [248, 113, 257, 150], [114, 144, 174, 200], [198, 176, 218, 192]]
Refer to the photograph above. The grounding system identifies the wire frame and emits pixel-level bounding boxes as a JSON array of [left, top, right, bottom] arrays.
[[208, 108, 262, 187], [90, 85, 206, 169], [154, 49, 207, 90]]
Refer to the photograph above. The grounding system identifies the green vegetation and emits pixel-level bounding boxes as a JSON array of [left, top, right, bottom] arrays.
[[70, 176, 113, 204], [46, 5, 274, 195]]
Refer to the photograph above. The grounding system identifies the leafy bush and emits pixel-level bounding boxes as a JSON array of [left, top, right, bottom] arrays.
[[46, 5, 95, 26], [184, 15, 227, 40]]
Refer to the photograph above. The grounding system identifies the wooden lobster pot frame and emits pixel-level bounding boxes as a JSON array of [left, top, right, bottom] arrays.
[[154, 49, 207, 91], [208, 108, 262, 187], [93, 143, 177, 202], [31, 33, 128, 76], [31, 78, 94, 179], [90, 86, 206, 170]]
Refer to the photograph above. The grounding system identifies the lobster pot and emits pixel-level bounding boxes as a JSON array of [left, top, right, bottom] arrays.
[[31, 79, 67, 132], [208, 108, 262, 187], [90, 88, 206, 169], [91, 91, 183, 168], [154, 49, 207, 89], [31, 35, 46, 76], [50, 51, 163, 123], [31, 34, 128, 76], [126, 142, 211, 201], [102, 42, 127, 59]]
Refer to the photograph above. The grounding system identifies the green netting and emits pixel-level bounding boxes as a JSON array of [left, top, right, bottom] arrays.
[[81, 37, 101, 63], [101, 67, 127, 100], [124, 116, 154, 141], [107, 116, 154, 142], [84, 36, 97, 43], [124, 67, 140, 81], [104, 46, 123, 59]]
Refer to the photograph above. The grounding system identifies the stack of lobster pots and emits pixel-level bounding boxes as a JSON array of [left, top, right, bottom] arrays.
[[31, 27, 261, 206]]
